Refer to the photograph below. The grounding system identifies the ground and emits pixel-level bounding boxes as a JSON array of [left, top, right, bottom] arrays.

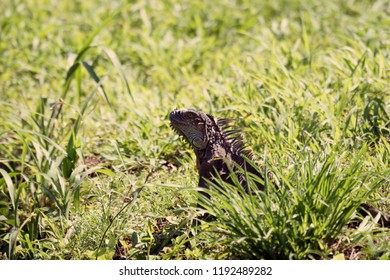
[[0, 0, 389, 259]]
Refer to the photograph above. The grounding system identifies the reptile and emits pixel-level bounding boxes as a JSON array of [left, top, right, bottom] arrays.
[[169, 108, 266, 199], [169, 108, 390, 227]]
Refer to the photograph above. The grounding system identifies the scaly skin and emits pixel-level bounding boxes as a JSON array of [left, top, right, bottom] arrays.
[[169, 108, 264, 199]]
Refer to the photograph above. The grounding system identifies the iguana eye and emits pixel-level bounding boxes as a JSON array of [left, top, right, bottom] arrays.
[[186, 112, 198, 119]]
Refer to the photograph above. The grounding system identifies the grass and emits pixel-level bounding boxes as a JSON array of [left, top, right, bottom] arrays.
[[198, 147, 389, 259], [0, 0, 389, 259]]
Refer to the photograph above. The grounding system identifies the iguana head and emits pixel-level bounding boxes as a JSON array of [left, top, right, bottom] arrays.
[[170, 108, 250, 162], [169, 108, 209, 151]]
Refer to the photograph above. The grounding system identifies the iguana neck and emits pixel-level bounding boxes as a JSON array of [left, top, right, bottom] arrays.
[[195, 142, 230, 171]]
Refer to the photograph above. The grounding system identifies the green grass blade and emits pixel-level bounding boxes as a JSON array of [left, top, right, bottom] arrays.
[[102, 47, 135, 102], [0, 169, 15, 209]]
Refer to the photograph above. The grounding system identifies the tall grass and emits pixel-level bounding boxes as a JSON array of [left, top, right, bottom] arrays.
[[198, 145, 388, 259], [0, 10, 133, 258], [1, 0, 389, 259]]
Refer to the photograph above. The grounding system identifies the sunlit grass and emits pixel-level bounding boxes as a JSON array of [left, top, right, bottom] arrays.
[[0, 0, 389, 259], [197, 146, 389, 259]]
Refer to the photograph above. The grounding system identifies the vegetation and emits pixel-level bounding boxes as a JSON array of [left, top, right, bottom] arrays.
[[0, 0, 389, 259]]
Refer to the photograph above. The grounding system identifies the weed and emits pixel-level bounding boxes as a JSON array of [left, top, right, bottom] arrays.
[[0, 0, 389, 259]]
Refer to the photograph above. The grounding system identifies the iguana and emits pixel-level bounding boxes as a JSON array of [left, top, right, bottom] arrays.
[[169, 108, 390, 227], [169, 108, 265, 200]]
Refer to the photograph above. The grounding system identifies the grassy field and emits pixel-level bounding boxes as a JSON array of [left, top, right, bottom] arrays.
[[0, 0, 389, 260]]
